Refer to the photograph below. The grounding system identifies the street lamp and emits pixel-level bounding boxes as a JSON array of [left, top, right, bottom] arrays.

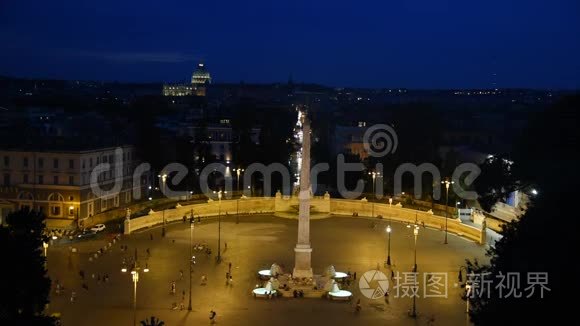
[[368, 171, 379, 194], [409, 224, 419, 318], [233, 168, 244, 193], [441, 178, 454, 244], [213, 190, 226, 262], [121, 250, 149, 326], [188, 221, 195, 311], [465, 283, 472, 313], [386, 225, 392, 266], [159, 174, 168, 237], [458, 265, 472, 313]]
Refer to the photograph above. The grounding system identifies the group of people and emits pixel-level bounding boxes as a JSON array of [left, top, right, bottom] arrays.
[[182, 214, 201, 223], [292, 289, 304, 298]]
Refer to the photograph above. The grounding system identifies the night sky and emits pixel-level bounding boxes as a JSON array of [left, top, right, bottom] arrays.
[[1, 0, 579, 89]]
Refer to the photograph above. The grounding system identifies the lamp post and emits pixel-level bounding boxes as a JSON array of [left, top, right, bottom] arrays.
[[441, 179, 454, 244], [43, 241, 49, 268], [410, 224, 419, 318], [458, 265, 472, 313], [386, 225, 392, 266], [121, 250, 149, 326], [233, 168, 244, 193], [188, 221, 195, 311], [159, 174, 168, 237], [465, 283, 472, 313], [213, 190, 225, 262], [368, 171, 378, 194]]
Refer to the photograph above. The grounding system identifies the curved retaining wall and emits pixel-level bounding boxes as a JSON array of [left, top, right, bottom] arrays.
[[124, 196, 485, 244]]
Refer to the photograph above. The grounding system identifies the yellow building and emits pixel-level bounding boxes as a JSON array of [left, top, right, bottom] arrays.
[[0, 145, 147, 228]]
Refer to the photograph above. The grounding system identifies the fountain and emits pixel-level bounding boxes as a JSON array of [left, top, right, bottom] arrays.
[[258, 263, 283, 279], [252, 278, 278, 298], [327, 279, 352, 301]]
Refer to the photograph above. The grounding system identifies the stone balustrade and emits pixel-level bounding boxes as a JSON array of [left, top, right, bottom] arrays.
[[124, 196, 485, 244]]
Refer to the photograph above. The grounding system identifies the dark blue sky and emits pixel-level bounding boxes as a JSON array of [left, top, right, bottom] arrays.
[[1, 0, 579, 89]]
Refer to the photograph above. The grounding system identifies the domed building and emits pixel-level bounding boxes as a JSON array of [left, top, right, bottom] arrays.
[[163, 62, 211, 97], [191, 63, 211, 86]]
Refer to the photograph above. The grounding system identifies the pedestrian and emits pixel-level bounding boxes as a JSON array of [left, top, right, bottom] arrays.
[[171, 281, 176, 295], [354, 272, 357, 280], [209, 310, 216, 323], [147, 248, 151, 257], [183, 215, 187, 223], [384, 291, 389, 304], [197, 215, 201, 222]]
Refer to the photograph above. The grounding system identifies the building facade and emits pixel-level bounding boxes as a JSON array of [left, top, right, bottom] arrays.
[[0, 145, 147, 228], [163, 63, 212, 97]]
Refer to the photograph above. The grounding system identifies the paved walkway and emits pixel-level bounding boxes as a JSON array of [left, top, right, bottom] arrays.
[[46, 215, 486, 325]]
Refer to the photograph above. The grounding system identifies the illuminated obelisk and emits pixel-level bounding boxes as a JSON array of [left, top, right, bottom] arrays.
[[293, 111, 313, 279]]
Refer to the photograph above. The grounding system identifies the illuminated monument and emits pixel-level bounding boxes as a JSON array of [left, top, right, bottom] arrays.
[[163, 62, 211, 97], [293, 111, 314, 279]]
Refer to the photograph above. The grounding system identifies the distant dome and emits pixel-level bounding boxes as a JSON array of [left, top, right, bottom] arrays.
[[191, 63, 211, 85]]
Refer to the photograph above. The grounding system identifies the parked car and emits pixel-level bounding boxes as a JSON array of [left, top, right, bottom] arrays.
[[77, 230, 96, 239], [90, 224, 106, 233]]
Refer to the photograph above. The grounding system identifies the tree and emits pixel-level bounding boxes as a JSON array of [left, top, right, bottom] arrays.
[[140, 316, 165, 326], [0, 210, 56, 325], [467, 95, 580, 325]]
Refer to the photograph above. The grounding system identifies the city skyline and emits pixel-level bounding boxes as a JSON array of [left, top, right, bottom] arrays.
[[1, 0, 579, 89]]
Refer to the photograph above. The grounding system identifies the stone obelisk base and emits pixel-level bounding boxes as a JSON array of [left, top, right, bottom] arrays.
[[293, 244, 313, 278]]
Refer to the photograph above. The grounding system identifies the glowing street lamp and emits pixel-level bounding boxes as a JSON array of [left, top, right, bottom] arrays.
[[121, 250, 149, 326], [159, 173, 168, 237], [409, 224, 419, 318], [441, 178, 454, 244], [386, 225, 392, 266], [465, 283, 472, 313], [233, 168, 244, 193], [213, 190, 226, 262], [368, 171, 381, 194]]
